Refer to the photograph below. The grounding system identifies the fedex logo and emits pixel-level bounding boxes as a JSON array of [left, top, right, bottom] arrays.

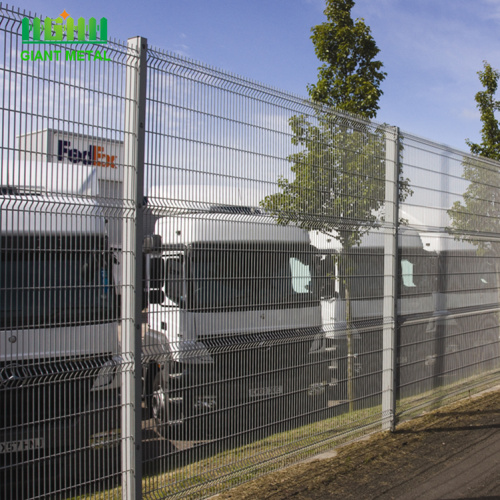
[[57, 139, 116, 168]]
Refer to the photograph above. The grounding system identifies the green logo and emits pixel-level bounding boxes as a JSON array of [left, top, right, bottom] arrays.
[[22, 10, 107, 44]]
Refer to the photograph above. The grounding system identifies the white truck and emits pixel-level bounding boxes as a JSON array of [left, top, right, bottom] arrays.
[[142, 206, 333, 439], [311, 219, 500, 404], [0, 187, 120, 494]]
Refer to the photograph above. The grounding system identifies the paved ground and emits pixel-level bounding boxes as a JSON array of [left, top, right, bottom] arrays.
[[215, 386, 500, 500]]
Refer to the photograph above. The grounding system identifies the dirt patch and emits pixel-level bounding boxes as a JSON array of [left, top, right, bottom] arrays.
[[214, 387, 500, 499]]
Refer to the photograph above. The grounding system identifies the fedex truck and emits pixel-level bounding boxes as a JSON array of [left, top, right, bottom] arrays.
[[142, 206, 334, 439], [0, 187, 120, 496]]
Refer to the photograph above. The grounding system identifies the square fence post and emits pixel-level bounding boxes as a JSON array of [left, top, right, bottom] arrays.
[[382, 126, 399, 431], [121, 36, 147, 499]]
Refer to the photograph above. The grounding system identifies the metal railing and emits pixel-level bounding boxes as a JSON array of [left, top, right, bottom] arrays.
[[1, 5, 499, 499]]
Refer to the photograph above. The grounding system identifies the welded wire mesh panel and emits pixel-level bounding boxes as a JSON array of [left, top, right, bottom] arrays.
[[5, 5, 500, 498], [397, 133, 500, 417], [0, 6, 130, 499], [141, 46, 394, 498]]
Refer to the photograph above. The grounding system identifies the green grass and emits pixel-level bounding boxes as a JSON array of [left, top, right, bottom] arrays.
[[70, 368, 500, 499], [141, 405, 384, 500]]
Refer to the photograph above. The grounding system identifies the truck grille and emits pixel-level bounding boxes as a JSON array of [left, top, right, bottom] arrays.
[[0, 356, 111, 430]]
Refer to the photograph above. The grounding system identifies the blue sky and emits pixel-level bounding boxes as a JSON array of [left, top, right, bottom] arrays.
[[13, 0, 500, 151]]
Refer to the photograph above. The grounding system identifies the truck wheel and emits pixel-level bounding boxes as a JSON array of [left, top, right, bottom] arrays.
[[151, 370, 171, 438]]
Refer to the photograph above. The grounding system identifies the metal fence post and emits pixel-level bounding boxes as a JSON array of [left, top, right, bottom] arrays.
[[122, 36, 147, 499], [382, 126, 399, 432]]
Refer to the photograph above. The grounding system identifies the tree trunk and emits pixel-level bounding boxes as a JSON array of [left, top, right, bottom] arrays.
[[345, 285, 354, 412]]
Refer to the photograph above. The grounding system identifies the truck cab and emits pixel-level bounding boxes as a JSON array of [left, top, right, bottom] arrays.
[[0, 188, 120, 495], [142, 208, 331, 439]]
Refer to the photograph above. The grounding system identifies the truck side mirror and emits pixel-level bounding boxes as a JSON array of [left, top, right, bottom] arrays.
[[165, 259, 183, 304], [149, 257, 165, 289], [149, 289, 165, 304], [143, 234, 162, 255]]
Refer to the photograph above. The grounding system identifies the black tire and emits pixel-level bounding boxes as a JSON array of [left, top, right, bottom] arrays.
[[144, 363, 159, 420], [151, 368, 173, 439]]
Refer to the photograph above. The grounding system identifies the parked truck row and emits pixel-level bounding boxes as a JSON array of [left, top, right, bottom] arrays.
[[2, 186, 500, 494]]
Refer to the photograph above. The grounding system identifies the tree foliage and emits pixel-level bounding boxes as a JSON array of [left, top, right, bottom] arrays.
[[307, 0, 386, 119], [261, 114, 395, 252], [465, 62, 500, 161], [449, 62, 500, 255], [261, 0, 408, 249]]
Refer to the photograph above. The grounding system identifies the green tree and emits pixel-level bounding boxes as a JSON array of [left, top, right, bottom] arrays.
[[261, 0, 409, 407], [465, 62, 500, 161], [307, 0, 386, 119], [449, 60, 500, 305], [448, 62, 500, 356]]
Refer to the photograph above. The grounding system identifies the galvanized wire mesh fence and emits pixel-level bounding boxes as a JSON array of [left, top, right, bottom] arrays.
[[1, 5, 500, 499], [396, 133, 500, 416]]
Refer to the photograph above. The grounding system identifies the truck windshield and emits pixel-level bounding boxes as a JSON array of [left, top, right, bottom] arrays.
[[0, 235, 118, 329], [188, 242, 319, 311], [336, 248, 436, 300]]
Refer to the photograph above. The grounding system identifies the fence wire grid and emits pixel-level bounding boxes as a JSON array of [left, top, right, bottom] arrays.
[[1, 5, 500, 499]]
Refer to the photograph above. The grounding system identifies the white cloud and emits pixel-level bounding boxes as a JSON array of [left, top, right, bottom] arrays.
[[479, 0, 500, 21], [303, 0, 326, 13], [174, 44, 190, 57], [461, 108, 481, 121]]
